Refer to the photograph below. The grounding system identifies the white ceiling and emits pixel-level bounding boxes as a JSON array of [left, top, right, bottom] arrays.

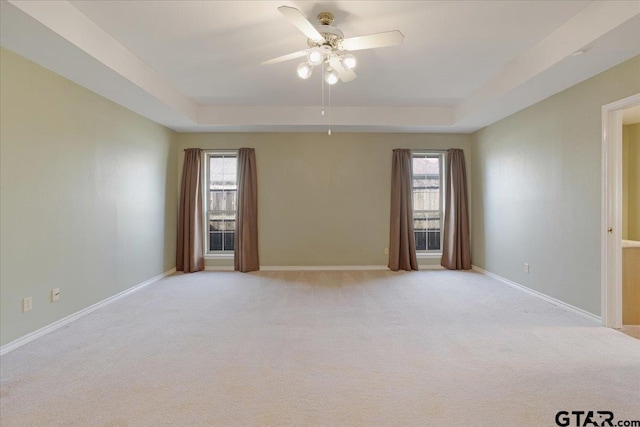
[[1, 0, 639, 133]]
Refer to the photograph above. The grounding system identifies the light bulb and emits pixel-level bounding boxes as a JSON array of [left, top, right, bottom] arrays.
[[324, 68, 339, 85], [341, 54, 356, 70], [307, 47, 324, 65], [296, 62, 313, 79]]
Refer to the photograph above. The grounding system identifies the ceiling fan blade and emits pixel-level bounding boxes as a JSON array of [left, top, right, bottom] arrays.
[[329, 56, 357, 83], [339, 30, 404, 51], [278, 6, 325, 44], [261, 50, 307, 65]]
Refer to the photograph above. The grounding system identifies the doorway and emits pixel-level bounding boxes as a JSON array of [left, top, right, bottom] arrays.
[[601, 93, 640, 332]]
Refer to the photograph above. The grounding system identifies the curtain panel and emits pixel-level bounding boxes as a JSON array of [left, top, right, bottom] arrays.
[[388, 149, 418, 271], [441, 149, 472, 270], [234, 148, 260, 272], [177, 148, 204, 273]]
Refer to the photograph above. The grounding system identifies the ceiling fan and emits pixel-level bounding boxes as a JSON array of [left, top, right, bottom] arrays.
[[261, 6, 404, 85]]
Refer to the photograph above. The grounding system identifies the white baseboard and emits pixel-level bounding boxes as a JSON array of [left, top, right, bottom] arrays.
[[204, 266, 234, 271], [471, 265, 601, 322], [260, 265, 389, 271], [0, 268, 176, 356], [204, 265, 443, 272], [205, 265, 389, 271], [419, 265, 445, 270]]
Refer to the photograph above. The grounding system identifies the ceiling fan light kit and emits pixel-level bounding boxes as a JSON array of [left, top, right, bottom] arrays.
[[262, 6, 404, 85]]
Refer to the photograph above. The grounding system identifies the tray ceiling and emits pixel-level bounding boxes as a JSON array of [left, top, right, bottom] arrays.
[[2, 1, 639, 132]]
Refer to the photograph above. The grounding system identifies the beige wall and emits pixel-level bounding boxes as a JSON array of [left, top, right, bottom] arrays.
[[0, 48, 179, 346], [624, 123, 640, 240], [177, 133, 471, 267], [471, 55, 640, 316]]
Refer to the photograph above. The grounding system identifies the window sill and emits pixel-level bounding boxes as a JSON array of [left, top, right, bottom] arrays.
[[205, 253, 234, 259], [417, 253, 442, 258]]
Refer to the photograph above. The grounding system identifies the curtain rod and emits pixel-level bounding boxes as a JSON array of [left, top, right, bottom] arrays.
[[410, 149, 453, 153], [184, 148, 238, 153], [187, 148, 456, 153]]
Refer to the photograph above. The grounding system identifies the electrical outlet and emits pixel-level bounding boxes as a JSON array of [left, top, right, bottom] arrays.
[[23, 297, 32, 313], [384, 247, 389, 254], [524, 263, 530, 273], [51, 288, 60, 302]]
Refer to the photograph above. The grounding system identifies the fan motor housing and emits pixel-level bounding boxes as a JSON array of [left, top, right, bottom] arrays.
[[307, 28, 344, 48], [307, 12, 344, 49]]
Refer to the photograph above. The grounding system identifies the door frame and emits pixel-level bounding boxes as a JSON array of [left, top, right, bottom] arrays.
[[601, 93, 640, 328]]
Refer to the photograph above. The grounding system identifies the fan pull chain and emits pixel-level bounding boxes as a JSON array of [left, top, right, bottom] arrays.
[[321, 62, 325, 116], [328, 83, 332, 136]]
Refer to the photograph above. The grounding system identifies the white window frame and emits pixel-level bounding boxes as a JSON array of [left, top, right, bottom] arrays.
[[203, 150, 238, 258], [412, 151, 445, 256]]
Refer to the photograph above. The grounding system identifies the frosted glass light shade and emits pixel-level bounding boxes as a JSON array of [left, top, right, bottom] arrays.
[[341, 54, 356, 70], [307, 47, 324, 65], [296, 62, 313, 79], [324, 68, 339, 85]]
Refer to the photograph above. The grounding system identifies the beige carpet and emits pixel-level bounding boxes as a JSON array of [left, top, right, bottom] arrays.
[[1, 270, 639, 426]]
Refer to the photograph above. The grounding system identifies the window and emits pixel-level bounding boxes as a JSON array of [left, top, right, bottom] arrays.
[[412, 153, 444, 253], [205, 152, 237, 254]]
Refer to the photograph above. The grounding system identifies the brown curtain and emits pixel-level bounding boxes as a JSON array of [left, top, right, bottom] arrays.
[[234, 148, 259, 272], [177, 148, 204, 273], [441, 149, 471, 270], [388, 149, 418, 271]]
